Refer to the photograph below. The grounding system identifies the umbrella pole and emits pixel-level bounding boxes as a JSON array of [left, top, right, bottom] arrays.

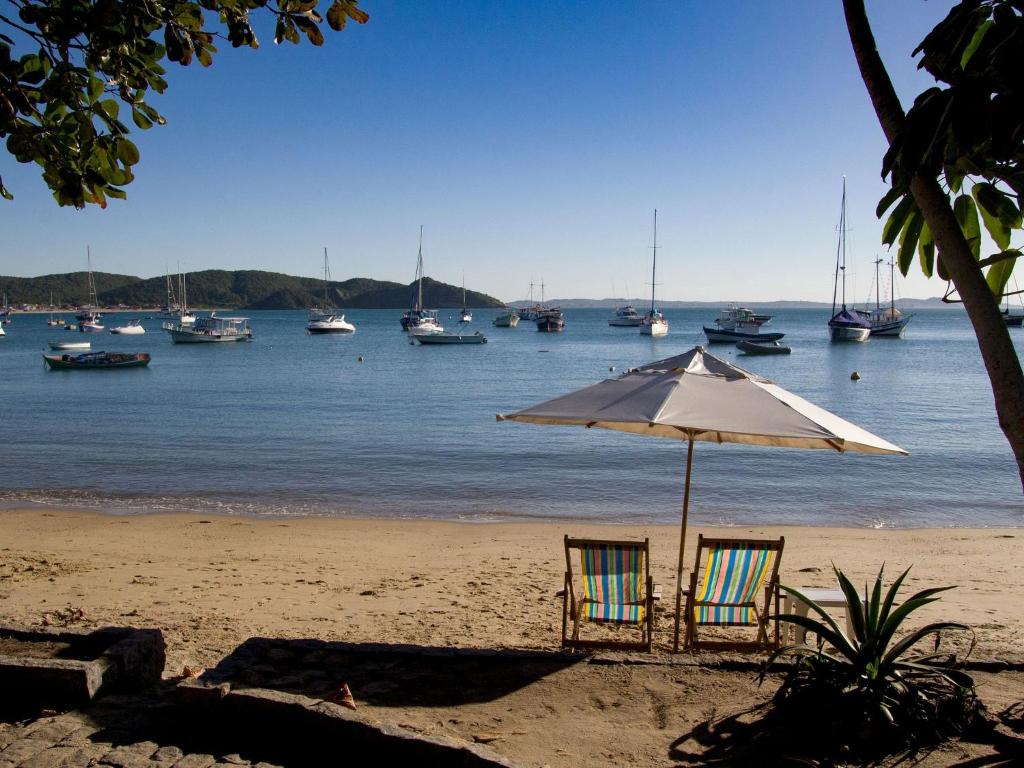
[[673, 435, 695, 653]]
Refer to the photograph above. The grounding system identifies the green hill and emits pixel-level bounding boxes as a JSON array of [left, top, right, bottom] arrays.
[[0, 270, 504, 310]]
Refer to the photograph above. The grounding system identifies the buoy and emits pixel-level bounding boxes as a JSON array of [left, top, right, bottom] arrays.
[[609, 366, 615, 372], [851, 371, 861, 381], [358, 356, 364, 363]]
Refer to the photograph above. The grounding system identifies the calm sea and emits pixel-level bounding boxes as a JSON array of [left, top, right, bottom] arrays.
[[0, 307, 1021, 528]]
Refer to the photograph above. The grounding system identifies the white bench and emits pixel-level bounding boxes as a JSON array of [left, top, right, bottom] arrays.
[[780, 587, 862, 643]]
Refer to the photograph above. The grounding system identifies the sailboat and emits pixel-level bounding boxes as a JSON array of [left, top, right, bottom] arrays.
[[828, 179, 872, 342], [534, 280, 564, 332], [0, 293, 11, 324], [158, 266, 196, 325], [1002, 279, 1024, 327], [47, 291, 63, 326], [76, 248, 105, 333], [400, 227, 443, 334], [459, 274, 472, 323], [862, 257, 912, 336], [639, 209, 668, 337], [307, 248, 355, 334]]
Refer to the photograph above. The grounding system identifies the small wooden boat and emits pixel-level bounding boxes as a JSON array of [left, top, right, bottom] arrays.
[[43, 351, 151, 370], [411, 331, 487, 345], [737, 340, 791, 355], [49, 341, 92, 351]]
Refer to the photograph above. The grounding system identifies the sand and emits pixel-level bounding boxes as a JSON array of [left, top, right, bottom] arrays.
[[1, 508, 1022, 766]]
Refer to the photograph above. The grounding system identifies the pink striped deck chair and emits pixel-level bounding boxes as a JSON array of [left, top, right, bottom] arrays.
[[562, 536, 654, 652], [682, 534, 785, 652]]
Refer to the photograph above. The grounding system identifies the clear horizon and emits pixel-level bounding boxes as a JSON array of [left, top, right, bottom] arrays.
[[1, 1, 984, 305]]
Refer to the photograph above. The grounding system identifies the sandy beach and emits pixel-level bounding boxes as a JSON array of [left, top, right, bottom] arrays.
[[2, 508, 1022, 766]]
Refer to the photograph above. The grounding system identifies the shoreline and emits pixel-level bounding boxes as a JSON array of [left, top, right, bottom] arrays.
[[2, 497, 1020, 530], [1, 506, 1021, 673]]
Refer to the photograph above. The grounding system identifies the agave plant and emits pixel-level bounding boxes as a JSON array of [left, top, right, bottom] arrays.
[[766, 565, 979, 753]]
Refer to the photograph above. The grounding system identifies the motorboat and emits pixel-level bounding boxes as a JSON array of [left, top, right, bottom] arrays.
[[411, 331, 487, 345], [78, 313, 105, 333], [110, 319, 146, 335], [49, 340, 91, 351], [493, 308, 520, 327], [307, 248, 356, 334], [737, 340, 791, 355], [408, 315, 445, 336], [43, 351, 151, 370], [639, 210, 669, 337], [164, 314, 252, 343], [609, 305, 642, 327], [828, 179, 871, 342]]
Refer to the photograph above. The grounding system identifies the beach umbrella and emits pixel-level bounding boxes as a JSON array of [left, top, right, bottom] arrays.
[[496, 346, 907, 652]]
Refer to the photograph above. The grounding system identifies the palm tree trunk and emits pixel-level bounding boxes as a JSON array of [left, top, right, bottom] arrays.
[[843, 0, 1024, 492]]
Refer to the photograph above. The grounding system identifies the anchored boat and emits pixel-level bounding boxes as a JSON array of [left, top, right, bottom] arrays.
[[828, 179, 871, 342], [43, 351, 151, 370], [411, 331, 487, 345], [164, 315, 253, 343]]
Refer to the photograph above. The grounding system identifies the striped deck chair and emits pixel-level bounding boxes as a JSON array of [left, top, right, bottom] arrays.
[[562, 536, 654, 652], [682, 535, 785, 652]]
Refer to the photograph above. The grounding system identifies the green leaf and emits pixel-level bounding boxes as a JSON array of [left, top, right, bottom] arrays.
[[882, 193, 917, 247], [88, 75, 104, 103], [898, 211, 924, 274], [973, 182, 1021, 250], [293, 16, 325, 46], [960, 20, 993, 69], [918, 221, 935, 278], [99, 100, 119, 121], [131, 108, 152, 130], [953, 194, 982, 260], [875, 186, 904, 219], [116, 139, 140, 166], [986, 253, 1017, 298], [0, 176, 12, 201]]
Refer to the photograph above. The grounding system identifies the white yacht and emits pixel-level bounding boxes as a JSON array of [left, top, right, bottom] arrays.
[[609, 305, 642, 327], [307, 249, 355, 334], [110, 319, 146, 335]]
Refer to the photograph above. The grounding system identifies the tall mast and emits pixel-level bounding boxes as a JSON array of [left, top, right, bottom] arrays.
[[416, 225, 424, 312], [650, 209, 658, 313], [323, 247, 329, 308], [875, 256, 883, 311]]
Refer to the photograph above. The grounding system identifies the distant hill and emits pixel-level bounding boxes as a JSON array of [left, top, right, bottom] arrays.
[[0, 271, 505, 310], [513, 297, 959, 309]]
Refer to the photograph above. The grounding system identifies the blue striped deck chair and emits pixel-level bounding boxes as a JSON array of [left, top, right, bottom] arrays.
[[682, 534, 785, 652], [562, 536, 654, 652]]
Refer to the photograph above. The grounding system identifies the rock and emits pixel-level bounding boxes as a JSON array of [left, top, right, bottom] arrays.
[[472, 733, 503, 744]]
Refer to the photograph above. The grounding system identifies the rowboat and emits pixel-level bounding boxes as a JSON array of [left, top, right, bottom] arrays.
[[736, 340, 791, 355], [48, 341, 92, 351], [43, 351, 151, 370], [411, 332, 487, 345]]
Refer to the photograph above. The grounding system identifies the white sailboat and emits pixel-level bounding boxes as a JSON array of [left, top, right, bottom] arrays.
[[863, 257, 912, 337], [400, 227, 443, 333], [47, 292, 63, 326], [639, 210, 668, 337], [459, 274, 472, 323], [307, 248, 355, 334], [77, 248, 105, 333], [828, 179, 872, 342]]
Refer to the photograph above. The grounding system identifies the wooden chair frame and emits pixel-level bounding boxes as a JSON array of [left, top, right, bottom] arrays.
[[682, 534, 785, 653], [562, 535, 654, 652]]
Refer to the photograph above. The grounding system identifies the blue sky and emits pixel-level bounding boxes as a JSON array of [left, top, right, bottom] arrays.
[[0, 1, 963, 302]]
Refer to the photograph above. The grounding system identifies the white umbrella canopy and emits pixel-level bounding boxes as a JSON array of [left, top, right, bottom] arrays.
[[497, 346, 907, 651]]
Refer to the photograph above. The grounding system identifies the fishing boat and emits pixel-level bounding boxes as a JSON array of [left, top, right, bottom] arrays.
[[43, 351, 151, 370], [110, 319, 146, 335], [639, 209, 669, 337], [164, 314, 252, 343], [493, 308, 520, 327], [859, 257, 913, 337], [714, 304, 772, 329], [49, 340, 91, 351], [609, 305, 642, 327], [307, 248, 355, 334], [828, 179, 872, 342], [535, 307, 565, 332], [517, 283, 544, 320], [737, 340, 791, 355], [411, 331, 488, 345], [400, 227, 444, 333]]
